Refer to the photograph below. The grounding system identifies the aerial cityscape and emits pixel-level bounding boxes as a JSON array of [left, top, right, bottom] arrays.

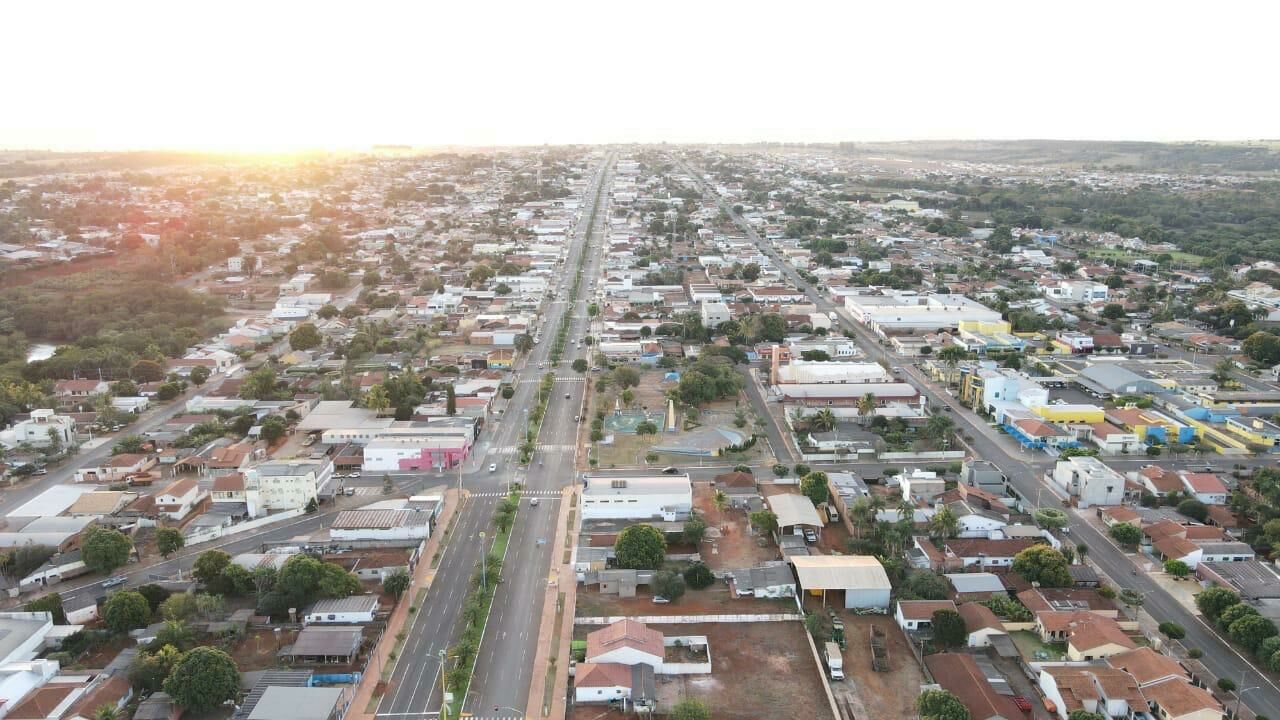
[[3, 5, 1280, 720]]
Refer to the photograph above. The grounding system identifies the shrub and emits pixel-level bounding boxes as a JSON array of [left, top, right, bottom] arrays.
[[1158, 622, 1186, 640]]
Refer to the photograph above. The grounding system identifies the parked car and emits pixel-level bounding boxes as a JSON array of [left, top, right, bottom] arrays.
[[652, 596, 670, 604], [661, 466, 680, 475], [102, 575, 128, 589], [803, 529, 818, 544]]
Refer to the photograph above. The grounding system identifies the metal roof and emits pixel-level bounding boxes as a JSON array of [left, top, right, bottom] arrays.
[[288, 626, 362, 657], [766, 493, 823, 528], [790, 555, 890, 591]]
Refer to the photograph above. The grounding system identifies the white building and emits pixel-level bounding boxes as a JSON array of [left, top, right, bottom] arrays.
[[244, 459, 333, 513], [1050, 456, 1125, 508], [302, 596, 379, 625], [329, 497, 438, 542], [8, 410, 74, 448], [844, 293, 1002, 337], [699, 302, 731, 328], [581, 473, 692, 521]]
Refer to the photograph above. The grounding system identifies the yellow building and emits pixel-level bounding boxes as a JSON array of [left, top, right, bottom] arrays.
[[1032, 404, 1105, 424]]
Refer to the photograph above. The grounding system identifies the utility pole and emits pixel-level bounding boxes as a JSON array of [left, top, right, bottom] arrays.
[[439, 649, 449, 720]]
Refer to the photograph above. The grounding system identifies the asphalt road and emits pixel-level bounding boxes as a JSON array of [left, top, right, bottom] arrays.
[[375, 154, 613, 720], [684, 157, 1280, 718]]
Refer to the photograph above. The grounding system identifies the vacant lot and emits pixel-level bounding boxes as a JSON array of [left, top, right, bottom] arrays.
[[575, 584, 793, 618], [816, 611, 925, 720], [570, 621, 827, 720], [692, 481, 778, 571]]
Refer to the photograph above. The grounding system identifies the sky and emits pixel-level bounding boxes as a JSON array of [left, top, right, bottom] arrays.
[[4, 0, 1277, 152]]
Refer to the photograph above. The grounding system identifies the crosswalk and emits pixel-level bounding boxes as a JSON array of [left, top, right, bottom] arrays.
[[487, 443, 576, 457], [468, 490, 563, 499]]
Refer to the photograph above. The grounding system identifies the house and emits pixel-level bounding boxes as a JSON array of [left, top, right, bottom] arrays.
[[52, 380, 110, 408], [247, 686, 345, 720], [1050, 456, 1125, 508], [303, 596, 379, 625], [712, 471, 758, 508], [580, 473, 692, 521], [1141, 677, 1223, 720], [1036, 611, 1136, 661], [901, 469, 945, 503], [584, 620, 663, 671], [944, 573, 1007, 602], [923, 653, 1022, 720], [154, 479, 201, 521], [957, 602, 1009, 648], [728, 565, 796, 599], [281, 626, 363, 664], [894, 600, 956, 632], [1038, 666, 1147, 720], [573, 664, 655, 710], [789, 555, 891, 610], [1179, 472, 1227, 505], [1107, 647, 1188, 687], [10, 410, 75, 448], [74, 454, 155, 484]]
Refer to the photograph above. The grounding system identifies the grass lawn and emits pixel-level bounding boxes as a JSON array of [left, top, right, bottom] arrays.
[[1010, 631, 1067, 661], [1084, 247, 1205, 266]]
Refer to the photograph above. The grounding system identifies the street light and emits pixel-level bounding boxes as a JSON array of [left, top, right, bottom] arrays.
[[479, 531, 488, 589]]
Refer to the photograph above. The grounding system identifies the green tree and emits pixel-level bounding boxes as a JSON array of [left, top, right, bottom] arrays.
[[928, 506, 961, 541], [1067, 711, 1107, 720], [1217, 602, 1259, 631], [772, 464, 790, 477], [289, 322, 322, 351], [193, 550, 231, 586], [900, 571, 950, 601], [1229, 614, 1278, 653], [129, 644, 184, 693], [163, 647, 240, 711], [750, 510, 778, 535], [652, 570, 686, 601], [24, 592, 67, 624], [683, 562, 714, 590], [82, 527, 132, 574], [189, 366, 210, 387], [1177, 499, 1209, 523], [365, 384, 391, 414], [917, 689, 971, 720], [259, 415, 287, 443], [858, 392, 877, 424], [160, 592, 199, 622], [670, 699, 710, 720], [1242, 331, 1280, 366], [800, 472, 830, 506], [614, 525, 667, 570], [931, 609, 967, 649], [1196, 587, 1241, 621], [104, 591, 150, 633], [137, 584, 171, 614], [383, 569, 411, 599], [1109, 522, 1143, 547], [1164, 560, 1190, 579], [1011, 545, 1072, 587], [571, 358, 588, 373], [682, 516, 707, 546], [317, 304, 340, 319], [1101, 303, 1126, 320], [514, 334, 534, 353], [240, 367, 278, 400], [1159, 622, 1187, 640], [156, 528, 184, 559], [154, 620, 196, 651]]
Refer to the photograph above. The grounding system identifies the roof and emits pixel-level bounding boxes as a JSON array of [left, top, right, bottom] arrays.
[[923, 653, 1022, 720], [290, 626, 362, 656], [944, 572, 1006, 595], [247, 687, 344, 720], [6, 681, 89, 720], [1142, 678, 1222, 718], [159, 478, 197, 498], [896, 600, 956, 620], [944, 538, 1037, 558], [213, 473, 246, 492], [575, 662, 634, 689], [582, 473, 691, 498], [332, 508, 430, 530], [1107, 647, 1188, 686], [1153, 535, 1201, 560], [790, 555, 890, 591], [305, 595, 379, 615], [65, 491, 129, 515], [1182, 472, 1226, 494], [713, 471, 755, 489], [766, 493, 823, 528], [958, 602, 1005, 633], [585, 619, 663, 662], [1043, 666, 1145, 712]]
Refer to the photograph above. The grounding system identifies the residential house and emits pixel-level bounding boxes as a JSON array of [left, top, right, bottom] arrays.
[[154, 479, 201, 521], [894, 600, 957, 632], [923, 653, 1022, 720]]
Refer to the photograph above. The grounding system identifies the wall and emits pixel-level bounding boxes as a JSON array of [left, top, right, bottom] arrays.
[[185, 508, 306, 548]]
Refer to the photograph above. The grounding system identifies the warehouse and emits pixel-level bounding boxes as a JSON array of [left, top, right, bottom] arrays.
[[790, 555, 891, 610]]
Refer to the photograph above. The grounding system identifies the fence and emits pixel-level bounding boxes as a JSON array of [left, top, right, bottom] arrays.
[[878, 451, 967, 461], [185, 508, 307, 548], [575, 613, 803, 625]]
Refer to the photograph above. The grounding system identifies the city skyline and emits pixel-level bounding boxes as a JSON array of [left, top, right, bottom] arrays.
[[4, 0, 1279, 152]]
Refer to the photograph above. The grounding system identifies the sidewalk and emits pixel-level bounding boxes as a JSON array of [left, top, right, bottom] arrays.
[[348, 488, 465, 720], [524, 485, 579, 720]]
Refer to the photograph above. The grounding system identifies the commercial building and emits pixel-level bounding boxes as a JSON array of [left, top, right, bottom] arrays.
[[580, 473, 692, 521], [1050, 456, 1125, 508], [790, 555, 891, 610], [843, 293, 1002, 338], [243, 459, 334, 515]]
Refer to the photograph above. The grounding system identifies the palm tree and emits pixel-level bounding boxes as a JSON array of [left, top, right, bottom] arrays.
[[365, 384, 391, 414], [713, 490, 728, 513], [811, 408, 837, 433], [95, 706, 118, 720], [857, 392, 877, 425], [849, 498, 872, 539], [928, 506, 960, 541]]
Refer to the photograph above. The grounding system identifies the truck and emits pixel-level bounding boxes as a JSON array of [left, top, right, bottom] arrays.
[[824, 641, 844, 681]]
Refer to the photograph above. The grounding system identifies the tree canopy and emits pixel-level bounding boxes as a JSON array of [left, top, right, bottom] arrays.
[[614, 525, 667, 570]]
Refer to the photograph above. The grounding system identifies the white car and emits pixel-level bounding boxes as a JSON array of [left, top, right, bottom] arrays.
[[488, 463, 497, 473]]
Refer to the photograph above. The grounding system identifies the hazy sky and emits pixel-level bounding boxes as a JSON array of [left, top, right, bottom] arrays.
[[4, 0, 1277, 151]]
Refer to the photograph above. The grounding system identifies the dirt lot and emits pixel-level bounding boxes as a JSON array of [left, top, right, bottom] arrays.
[[575, 584, 794, 618], [569, 621, 827, 720], [692, 482, 778, 571], [816, 610, 925, 720], [228, 627, 301, 670]]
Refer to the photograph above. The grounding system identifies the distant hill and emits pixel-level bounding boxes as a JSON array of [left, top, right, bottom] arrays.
[[836, 139, 1280, 174]]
